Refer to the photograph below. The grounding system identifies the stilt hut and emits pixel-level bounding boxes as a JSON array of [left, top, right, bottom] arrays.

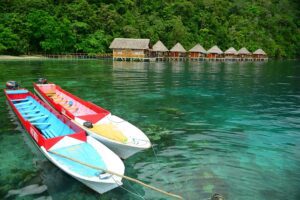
[[152, 40, 169, 61], [224, 47, 238, 60], [189, 44, 206, 60], [170, 43, 187, 60], [252, 49, 268, 61], [207, 45, 223, 60], [237, 47, 251, 61], [109, 38, 150, 61]]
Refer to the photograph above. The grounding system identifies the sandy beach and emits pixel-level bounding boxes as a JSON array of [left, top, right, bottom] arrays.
[[0, 55, 47, 60]]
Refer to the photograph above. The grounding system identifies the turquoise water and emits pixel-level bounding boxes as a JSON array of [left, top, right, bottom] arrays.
[[0, 60, 299, 200]]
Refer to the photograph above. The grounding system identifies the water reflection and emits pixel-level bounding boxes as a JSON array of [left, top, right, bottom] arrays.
[[0, 60, 300, 200]]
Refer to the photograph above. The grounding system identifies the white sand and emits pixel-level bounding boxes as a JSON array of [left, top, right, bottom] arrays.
[[0, 55, 47, 60]]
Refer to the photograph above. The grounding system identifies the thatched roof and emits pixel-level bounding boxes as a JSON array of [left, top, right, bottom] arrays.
[[109, 38, 150, 49], [224, 47, 237, 54], [238, 47, 251, 55], [253, 48, 266, 55], [170, 43, 186, 52], [152, 40, 169, 52], [189, 44, 206, 53], [207, 45, 223, 54]]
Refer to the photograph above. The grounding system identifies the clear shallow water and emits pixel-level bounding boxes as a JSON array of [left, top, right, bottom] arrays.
[[0, 60, 299, 200]]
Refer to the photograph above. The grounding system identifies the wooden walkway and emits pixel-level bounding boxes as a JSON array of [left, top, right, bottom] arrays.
[[44, 54, 268, 62], [45, 53, 112, 59]]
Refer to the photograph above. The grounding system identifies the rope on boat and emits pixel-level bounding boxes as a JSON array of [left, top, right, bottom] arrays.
[[151, 144, 172, 186], [48, 150, 184, 200], [112, 176, 145, 200]]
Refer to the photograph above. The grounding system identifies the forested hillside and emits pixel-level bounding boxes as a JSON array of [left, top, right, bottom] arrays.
[[0, 0, 299, 58]]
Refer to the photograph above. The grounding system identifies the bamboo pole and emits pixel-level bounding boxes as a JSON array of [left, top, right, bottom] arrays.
[[49, 150, 184, 200]]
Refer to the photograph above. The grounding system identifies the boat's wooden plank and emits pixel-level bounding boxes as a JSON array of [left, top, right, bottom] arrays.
[[23, 113, 43, 118], [28, 115, 48, 122], [32, 123, 51, 126], [18, 105, 36, 110], [11, 98, 28, 102], [15, 101, 32, 106]]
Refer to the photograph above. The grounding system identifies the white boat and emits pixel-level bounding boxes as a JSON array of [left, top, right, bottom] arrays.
[[34, 81, 151, 159], [4, 85, 125, 194]]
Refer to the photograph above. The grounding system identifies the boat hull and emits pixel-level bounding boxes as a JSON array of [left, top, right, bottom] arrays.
[[34, 85, 151, 159], [73, 116, 151, 159], [42, 136, 124, 194]]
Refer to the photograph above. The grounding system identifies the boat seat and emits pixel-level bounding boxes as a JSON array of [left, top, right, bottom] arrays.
[[32, 123, 51, 130], [46, 93, 56, 97], [18, 105, 36, 110], [15, 101, 32, 107], [66, 106, 79, 112], [50, 94, 60, 98], [28, 115, 48, 122], [32, 122, 51, 126], [11, 98, 28, 102], [21, 109, 39, 115], [23, 110, 40, 115], [24, 113, 44, 118]]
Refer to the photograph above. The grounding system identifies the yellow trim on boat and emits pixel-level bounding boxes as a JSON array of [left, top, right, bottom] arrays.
[[90, 123, 127, 143]]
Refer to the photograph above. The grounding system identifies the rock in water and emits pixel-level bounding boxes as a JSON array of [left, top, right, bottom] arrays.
[[211, 193, 224, 200], [5, 184, 47, 198]]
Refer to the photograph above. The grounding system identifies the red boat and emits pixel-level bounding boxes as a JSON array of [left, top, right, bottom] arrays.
[[34, 80, 151, 159]]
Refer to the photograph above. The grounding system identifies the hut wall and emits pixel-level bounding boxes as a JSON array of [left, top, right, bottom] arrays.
[[207, 53, 216, 58], [253, 54, 266, 59], [113, 49, 123, 57], [170, 52, 179, 57], [224, 54, 237, 58], [238, 54, 252, 58], [179, 52, 186, 57], [113, 49, 147, 58], [152, 51, 168, 58], [190, 52, 206, 58], [190, 52, 199, 58], [207, 53, 223, 58]]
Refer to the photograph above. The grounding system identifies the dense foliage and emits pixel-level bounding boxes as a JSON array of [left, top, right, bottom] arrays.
[[0, 0, 299, 58]]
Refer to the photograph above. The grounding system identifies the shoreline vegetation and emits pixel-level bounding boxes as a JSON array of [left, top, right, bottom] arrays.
[[0, 1, 299, 59]]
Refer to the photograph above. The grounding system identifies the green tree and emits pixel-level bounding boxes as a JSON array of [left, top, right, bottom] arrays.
[[0, 0, 299, 58], [0, 24, 19, 54], [76, 30, 111, 54]]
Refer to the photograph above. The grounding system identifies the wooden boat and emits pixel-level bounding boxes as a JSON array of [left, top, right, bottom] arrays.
[[4, 85, 125, 194], [34, 81, 151, 159]]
